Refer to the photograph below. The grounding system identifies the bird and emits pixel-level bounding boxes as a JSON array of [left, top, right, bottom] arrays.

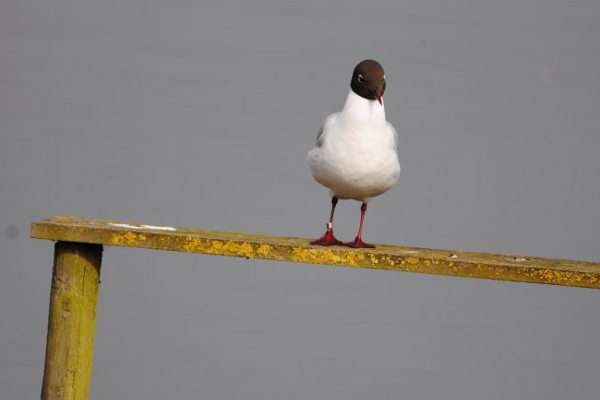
[[307, 59, 400, 248]]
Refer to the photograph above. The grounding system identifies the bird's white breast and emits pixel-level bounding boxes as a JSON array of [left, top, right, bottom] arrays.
[[308, 91, 400, 202]]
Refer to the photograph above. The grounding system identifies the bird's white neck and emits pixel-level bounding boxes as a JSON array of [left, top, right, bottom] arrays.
[[341, 90, 386, 124]]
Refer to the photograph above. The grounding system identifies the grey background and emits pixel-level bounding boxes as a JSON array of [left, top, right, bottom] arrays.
[[1, 1, 599, 399]]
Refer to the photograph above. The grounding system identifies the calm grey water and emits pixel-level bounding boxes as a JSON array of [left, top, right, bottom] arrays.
[[1, 1, 599, 399]]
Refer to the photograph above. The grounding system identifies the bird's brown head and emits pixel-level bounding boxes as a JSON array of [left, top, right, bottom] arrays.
[[350, 59, 386, 105]]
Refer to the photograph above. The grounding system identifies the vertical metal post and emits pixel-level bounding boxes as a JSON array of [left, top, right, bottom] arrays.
[[41, 241, 103, 400]]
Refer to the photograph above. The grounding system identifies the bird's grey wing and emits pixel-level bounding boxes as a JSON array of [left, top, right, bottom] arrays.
[[316, 113, 339, 147], [316, 126, 325, 147]]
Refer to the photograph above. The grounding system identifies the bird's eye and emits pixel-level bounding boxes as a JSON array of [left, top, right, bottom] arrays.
[[358, 74, 365, 83]]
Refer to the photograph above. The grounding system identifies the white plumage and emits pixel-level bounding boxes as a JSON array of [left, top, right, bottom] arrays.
[[308, 90, 400, 202]]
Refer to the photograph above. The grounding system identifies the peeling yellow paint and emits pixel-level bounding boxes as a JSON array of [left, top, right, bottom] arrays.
[[110, 232, 146, 246], [256, 244, 272, 257]]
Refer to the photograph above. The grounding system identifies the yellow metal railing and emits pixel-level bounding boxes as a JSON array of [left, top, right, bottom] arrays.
[[31, 216, 600, 399]]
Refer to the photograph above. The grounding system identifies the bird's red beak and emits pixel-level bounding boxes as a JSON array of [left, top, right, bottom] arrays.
[[374, 88, 383, 105]]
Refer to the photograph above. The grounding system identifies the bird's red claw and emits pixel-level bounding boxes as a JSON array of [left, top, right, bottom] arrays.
[[342, 238, 376, 249], [311, 230, 343, 246]]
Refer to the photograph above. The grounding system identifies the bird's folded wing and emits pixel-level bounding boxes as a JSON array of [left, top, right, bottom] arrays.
[[316, 113, 340, 147]]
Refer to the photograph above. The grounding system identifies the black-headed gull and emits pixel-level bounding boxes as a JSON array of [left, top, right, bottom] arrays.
[[308, 60, 400, 248]]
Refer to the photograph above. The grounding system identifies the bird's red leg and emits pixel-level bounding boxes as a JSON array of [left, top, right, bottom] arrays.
[[311, 197, 342, 246], [343, 202, 375, 248]]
